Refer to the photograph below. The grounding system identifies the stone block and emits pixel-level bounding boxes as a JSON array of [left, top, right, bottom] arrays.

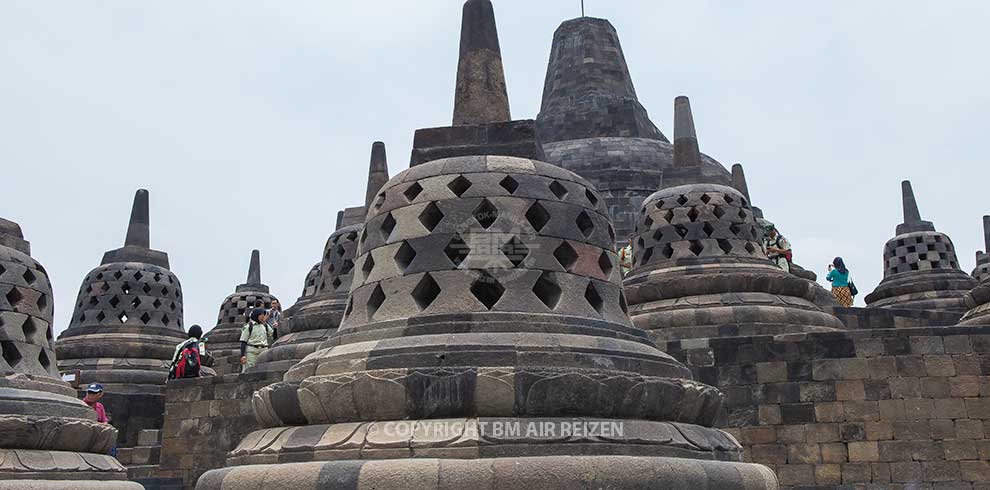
[[750, 444, 787, 464], [904, 399, 935, 419], [956, 419, 986, 439], [821, 442, 848, 463], [759, 405, 781, 425], [943, 440, 978, 460], [879, 399, 907, 420], [840, 358, 871, 380], [844, 400, 880, 421], [897, 355, 928, 377], [787, 443, 821, 464], [944, 336, 973, 354], [840, 422, 866, 441], [960, 461, 990, 482], [800, 382, 837, 402], [813, 359, 842, 381], [933, 398, 967, 419], [741, 426, 777, 445], [890, 461, 924, 483], [864, 379, 891, 400], [872, 462, 892, 483], [931, 419, 956, 440], [816, 402, 845, 423], [781, 403, 816, 424], [777, 424, 807, 444], [922, 377, 952, 398], [837, 380, 867, 401], [966, 398, 990, 419], [889, 377, 922, 399], [893, 420, 930, 440], [865, 421, 894, 441], [954, 354, 983, 376], [924, 461, 961, 482], [911, 336, 945, 354], [806, 423, 840, 443], [756, 361, 788, 383], [869, 357, 898, 379], [842, 462, 872, 483], [815, 463, 842, 484], [777, 464, 815, 486], [848, 441, 880, 462], [926, 355, 957, 377]]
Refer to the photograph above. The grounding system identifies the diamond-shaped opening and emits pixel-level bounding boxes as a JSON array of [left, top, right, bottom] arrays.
[[134, 271, 143, 281], [153, 299, 162, 309], [470, 271, 504, 310], [395, 242, 416, 272], [118, 312, 129, 323], [448, 175, 472, 197], [637, 237, 645, 248], [654, 200, 665, 210], [687, 207, 700, 222], [702, 222, 715, 237], [85, 284, 93, 294], [328, 263, 336, 274], [724, 194, 735, 205], [652, 229, 664, 242], [366, 284, 386, 320], [5, 288, 22, 307], [641, 246, 654, 264], [575, 211, 595, 238], [38, 349, 50, 370], [418, 202, 445, 232], [360, 227, 369, 244], [131, 297, 141, 308], [674, 224, 689, 238], [501, 236, 529, 267], [345, 231, 358, 242], [122, 282, 131, 295], [21, 268, 36, 285], [619, 291, 629, 314], [549, 180, 568, 199], [96, 311, 106, 322], [109, 296, 120, 308], [45, 327, 52, 342], [713, 206, 726, 219], [644, 216, 654, 228], [411, 273, 441, 311], [96, 272, 104, 280], [403, 182, 424, 202], [444, 235, 470, 268], [89, 296, 98, 306], [339, 260, 354, 275], [162, 286, 170, 296], [585, 282, 604, 314], [21, 317, 37, 339], [910, 263, 920, 271], [664, 209, 675, 223], [0, 264, 5, 277], [162, 314, 170, 326], [154, 273, 162, 282], [744, 242, 758, 254], [598, 252, 613, 277], [689, 241, 704, 256], [380, 213, 397, 241], [500, 176, 519, 194], [374, 192, 386, 209], [585, 189, 599, 206], [700, 193, 712, 204], [36, 294, 47, 313], [140, 312, 151, 324], [473, 199, 499, 229], [738, 209, 748, 220], [101, 283, 110, 292], [532, 272, 562, 310], [344, 297, 354, 317], [2, 341, 22, 367], [525, 202, 551, 232], [332, 277, 343, 290], [677, 195, 689, 205], [113, 270, 123, 280], [336, 244, 346, 257], [608, 225, 615, 242], [142, 283, 152, 294], [718, 239, 733, 254], [553, 241, 579, 271], [661, 243, 675, 258]]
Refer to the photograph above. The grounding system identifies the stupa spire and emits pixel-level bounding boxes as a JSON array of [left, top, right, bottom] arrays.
[[364, 141, 390, 210], [124, 189, 150, 248], [896, 180, 935, 234], [673, 96, 701, 167], [730, 164, 752, 203], [246, 249, 261, 285], [452, 0, 510, 125], [983, 215, 990, 254]]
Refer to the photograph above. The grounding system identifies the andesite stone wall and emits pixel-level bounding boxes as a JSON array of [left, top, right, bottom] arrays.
[[665, 325, 990, 489]]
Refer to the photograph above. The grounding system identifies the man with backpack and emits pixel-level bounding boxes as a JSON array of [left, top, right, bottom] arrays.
[[168, 324, 206, 380], [239, 308, 273, 373], [760, 220, 792, 273]]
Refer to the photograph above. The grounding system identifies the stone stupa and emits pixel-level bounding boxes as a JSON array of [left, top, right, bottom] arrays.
[[196, 3, 778, 489], [622, 100, 843, 341], [203, 249, 277, 373], [538, 18, 730, 244], [1, 217, 142, 489], [865, 181, 977, 312], [253, 141, 389, 374], [971, 215, 990, 281]]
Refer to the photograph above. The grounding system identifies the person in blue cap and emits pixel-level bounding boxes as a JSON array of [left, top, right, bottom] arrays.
[[82, 383, 109, 423]]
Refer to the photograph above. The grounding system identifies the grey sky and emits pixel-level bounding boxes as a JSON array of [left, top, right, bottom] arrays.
[[3, 1, 988, 337]]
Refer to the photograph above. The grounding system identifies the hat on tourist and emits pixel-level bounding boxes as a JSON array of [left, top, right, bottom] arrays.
[[86, 383, 104, 393]]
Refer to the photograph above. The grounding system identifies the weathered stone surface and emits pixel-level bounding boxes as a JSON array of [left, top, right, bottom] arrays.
[[972, 215, 990, 281], [204, 250, 277, 364], [623, 183, 843, 340], [452, 0, 510, 126], [1, 218, 141, 487]]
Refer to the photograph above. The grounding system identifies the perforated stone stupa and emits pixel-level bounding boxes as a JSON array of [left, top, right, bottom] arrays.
[[972, 215, 990, 281], [197, 154, 777, 490], [56, 190, 186, 391], [0, 218, 142, 489], [865, 181, 977, 312], [538, 17, 730, 244], [255, 142, 391, 375], [204, 250, 276, 365]]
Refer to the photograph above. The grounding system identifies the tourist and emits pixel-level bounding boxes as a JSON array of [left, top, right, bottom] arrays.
[[267, 298, 282, 337], [83, 383, 109, 423], [239, 308, 273, 372], [168, 324, 207, 380], [826, 257, 855, 307], [761, 221, 792, 273], [619, 235, 634, 275]]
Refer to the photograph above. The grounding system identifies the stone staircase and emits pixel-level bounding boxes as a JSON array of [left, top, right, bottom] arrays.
[[121, 429, 183, 490]]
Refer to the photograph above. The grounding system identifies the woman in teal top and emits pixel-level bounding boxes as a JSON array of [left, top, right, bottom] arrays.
[[826, 257, 853, 306]]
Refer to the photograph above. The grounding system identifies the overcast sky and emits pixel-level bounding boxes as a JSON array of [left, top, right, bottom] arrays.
[[3, 1, 988, 337]]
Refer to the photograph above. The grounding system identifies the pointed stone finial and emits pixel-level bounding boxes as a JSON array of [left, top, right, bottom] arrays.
[[983, 215, 990, 253], [673, 96, 701, 167], [335, 210, 344, 231], [246, 250, 261, 285], [365, 142, 390, 210], [895, 180, 935, 234], [730, 164, 752, 203], [124, 189, 151, 248], [452, 0, 511, 126]]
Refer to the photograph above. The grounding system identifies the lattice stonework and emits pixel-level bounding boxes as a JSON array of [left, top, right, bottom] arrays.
[[317, 226, 360, 296], [631, 187, 764, 269], [69, 262, 184, 330], [883, 231, 960, 277], [0, 245, 57, 377], [216, 293, 274, 326], [340, 157, 625, 328]]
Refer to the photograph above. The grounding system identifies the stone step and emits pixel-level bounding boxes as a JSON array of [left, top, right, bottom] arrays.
[[116, 445, 162, 466], [137, 429, 163, 446]]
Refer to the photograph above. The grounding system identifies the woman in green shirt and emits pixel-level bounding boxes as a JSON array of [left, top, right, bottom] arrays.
[[826, 257, 854, 307]]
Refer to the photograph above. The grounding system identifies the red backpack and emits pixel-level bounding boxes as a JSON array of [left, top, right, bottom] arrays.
[[170, 341, 201, 379]]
